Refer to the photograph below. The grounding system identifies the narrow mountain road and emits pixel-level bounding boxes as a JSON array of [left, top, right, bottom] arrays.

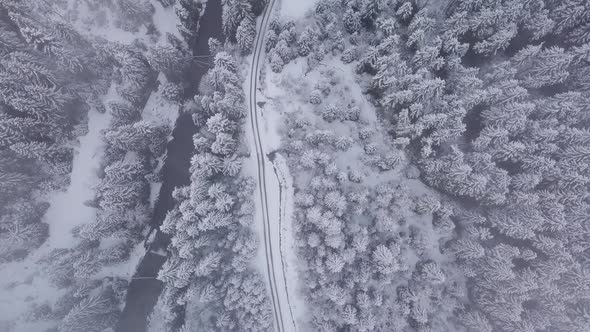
[[247, 0, 298, 331]]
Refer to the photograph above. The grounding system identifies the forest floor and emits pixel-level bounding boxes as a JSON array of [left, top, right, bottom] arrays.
[[0, 85, 129, 331], [280, 0, 320, 19]]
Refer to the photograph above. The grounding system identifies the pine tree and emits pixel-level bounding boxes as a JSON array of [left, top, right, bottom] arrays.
[[160, 81, 183, 102], [222, 0, 253, 40], [194, 252, 222, 276], [108, 101, 140, 126], [451, 239, 485, 260], [372, 244, 400, 275], [325, 252, 345, 273], [104, 121, 166, 154], [269, 51, 285, 73], [343, 8, 362, 34], [72, 251, 102, 279], [207, 113, 236, 134], [298, 27, 317, 57], [116, 0, 154, 32], [236, 15, 256, 53], [396, 2, 414, 21], [175, 0, 203, 39], [0, 170, 30, 196], [211, 133, 237, 155], [58, 292, 120, 332], [147, 45, 187, 74]]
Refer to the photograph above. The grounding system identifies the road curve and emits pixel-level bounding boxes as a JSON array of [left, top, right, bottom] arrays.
[[247, 0, 297, 331]]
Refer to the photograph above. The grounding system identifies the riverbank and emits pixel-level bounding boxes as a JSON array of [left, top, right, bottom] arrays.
[[115, 1, 224, 331]]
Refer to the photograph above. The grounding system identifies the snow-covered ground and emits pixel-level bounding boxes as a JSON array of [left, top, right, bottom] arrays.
[[44, 104, 110, 249], [61, 0, 147, 44], [0, 2, 186, 330], [0, 86, 114, 324], [151, 0, 184, 44], [48, 0, 182, 45], [253, 62, 313, 330], [142, 74, 180, 128], [270, 153, 308, 331], [241, 2, 306, 327], [0, 255, 65, 323], [0, 78, 166, 326], [96, 244, 146, 281], [242, 61, 283, 331], [279, 0, 319, 19]]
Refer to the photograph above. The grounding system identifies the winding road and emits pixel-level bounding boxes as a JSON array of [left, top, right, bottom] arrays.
[[247, 0, 298, 331]]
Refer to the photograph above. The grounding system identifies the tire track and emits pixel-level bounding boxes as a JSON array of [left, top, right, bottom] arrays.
[[247, 0, 285, 331]]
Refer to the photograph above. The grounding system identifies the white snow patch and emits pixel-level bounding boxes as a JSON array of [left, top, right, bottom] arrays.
[[147, 292, 171, 332], [149, 182, 163, 209], [54, 0, 150, 44], [142, 74, 180, 128], [0, 255, 65, 322], [151, 0, 183, 44], [0, 85, 117, 323], [44, 91, 112, 249], [11, 321, 57, 332], [272, 153, 308, 331], [96, 244, 146, 280], [279, 0, 319, 19], [0, 1, 189, 329]]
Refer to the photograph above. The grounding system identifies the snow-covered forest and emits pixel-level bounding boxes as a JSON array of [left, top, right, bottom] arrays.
[[2, 0, 590, 331], [0, 0, 200, 331], [262, 0, 590, 331]]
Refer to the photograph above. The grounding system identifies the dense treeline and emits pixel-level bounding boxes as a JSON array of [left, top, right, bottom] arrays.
[[0, 1, 136, 330], [0, 0, 109, 262], [0, 0, 198, 330], [42, 39, 192, 332], [270, 0, 590, 331], [222, 0, 268, 53], [155, 50, 273, 331], [148, 1, 276, 331], [269, 9, 465, 330], [284, 118, 462, 331]]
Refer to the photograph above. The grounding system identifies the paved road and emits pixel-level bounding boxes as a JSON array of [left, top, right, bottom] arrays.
[[247, 0, 297, 331]]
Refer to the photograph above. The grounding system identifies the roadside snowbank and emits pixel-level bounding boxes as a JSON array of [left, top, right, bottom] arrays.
[[241, 39, 306, 328], [272, 153, 307, 331]]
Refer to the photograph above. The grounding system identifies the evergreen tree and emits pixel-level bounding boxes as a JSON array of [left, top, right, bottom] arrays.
[[58, 292, 120, 332], [236, 15, 256, 53], [175, 0, 203, 39], [147, 45, 187, 75]]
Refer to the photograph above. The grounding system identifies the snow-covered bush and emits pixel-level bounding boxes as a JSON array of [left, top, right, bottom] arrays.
[[160, 81, 183, 102]]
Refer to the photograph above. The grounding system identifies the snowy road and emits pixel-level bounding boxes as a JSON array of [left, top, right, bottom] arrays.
[[247, 0, 298, 331]]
